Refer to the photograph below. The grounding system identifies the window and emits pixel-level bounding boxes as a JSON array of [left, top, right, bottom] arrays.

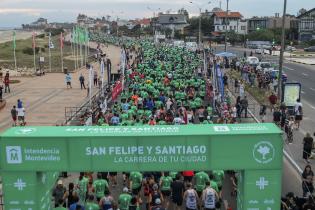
[[217, 25, 220, 31], [230, 26, 233, 30], [223, 26, 226, 30], [241, 26, 246, 30], [234, 26, 237, 30]]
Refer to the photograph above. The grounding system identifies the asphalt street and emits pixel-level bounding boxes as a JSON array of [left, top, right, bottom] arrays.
[[214, 46, 315, 197]]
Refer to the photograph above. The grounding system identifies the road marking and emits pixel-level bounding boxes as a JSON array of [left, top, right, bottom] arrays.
[[284, 66, 294, 71], [302, 73, 308, 76], [310, 88, 315, 91], [303, 100, 315, 110], [301, 90, 305, 94]]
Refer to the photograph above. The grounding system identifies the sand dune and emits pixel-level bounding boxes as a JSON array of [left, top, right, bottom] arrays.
[[0, 30, 43, 44]]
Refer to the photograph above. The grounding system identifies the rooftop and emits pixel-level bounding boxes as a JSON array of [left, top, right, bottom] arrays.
[[213, 11, 242, 18]]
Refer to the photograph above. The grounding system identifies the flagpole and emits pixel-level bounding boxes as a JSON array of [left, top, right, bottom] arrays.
[[101, 58, 105, 96], [48, 32, 52, 72], [33, 32, 36, 74], [13, 31, 17, 71], [71, 29, 76, 71], [89, 66, 93, 108], [60, 32, 64, 72]]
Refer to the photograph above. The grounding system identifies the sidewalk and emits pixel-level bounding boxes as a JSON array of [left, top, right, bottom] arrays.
[[0, 44, 121, 132]]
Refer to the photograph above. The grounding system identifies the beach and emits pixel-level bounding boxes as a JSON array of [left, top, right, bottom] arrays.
[[0, 30, 42, 44]]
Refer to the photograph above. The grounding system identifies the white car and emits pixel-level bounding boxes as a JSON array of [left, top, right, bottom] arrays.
[[255, 48, 264, 54], [173, 40, 185, 48], [246, 56, 260, 66], [256, 62, 274, 73], [186, 42, 198, 52]]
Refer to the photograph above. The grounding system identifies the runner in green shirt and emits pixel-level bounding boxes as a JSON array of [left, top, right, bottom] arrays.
[[85, 195, 99, 210], [212, 170, 225, 190], [118, 187, 132, 210], [194, 171, 210, 197], [170, 171, 178, 180], [129, 171, 143, 196], [93, 173, 109, 201], [209, 174, 219, 193], [76, 173, 89, 205], [159, 172, 173, 209]]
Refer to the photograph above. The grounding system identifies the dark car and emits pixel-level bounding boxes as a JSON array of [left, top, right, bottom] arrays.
[[304, 46, 315, 52]]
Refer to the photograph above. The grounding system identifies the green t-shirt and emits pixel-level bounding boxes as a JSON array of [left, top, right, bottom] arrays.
[[158, 120, 167, 125], [93, 179, 108, 198], [210, 180, 219, 193], [212, 170, 224, 187], [118, 193, 132, 210], [170, 172, 178, 179], [77, 177, 88, 194], [130, 171, 142, 189], [160, 176, 173, 191], [195, 171, 210, 192], [85, 202, 100, 210]]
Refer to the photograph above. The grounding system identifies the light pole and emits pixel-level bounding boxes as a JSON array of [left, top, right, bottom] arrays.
[[224, 0, 229, 52], [189, 1, 211, 48], [277, 0, 287, 99], [147, 7, 161, 37]]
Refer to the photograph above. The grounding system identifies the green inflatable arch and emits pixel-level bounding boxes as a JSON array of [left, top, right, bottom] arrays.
[[0, 123, 282, 210]]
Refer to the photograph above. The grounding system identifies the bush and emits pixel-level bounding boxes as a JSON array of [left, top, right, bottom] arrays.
[[22, 47, 40, 55], [45, 28, 65, 36], [36, 34, 45, 38]]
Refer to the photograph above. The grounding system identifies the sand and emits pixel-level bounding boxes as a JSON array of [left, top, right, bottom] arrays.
[[0, 30, 43, 44]]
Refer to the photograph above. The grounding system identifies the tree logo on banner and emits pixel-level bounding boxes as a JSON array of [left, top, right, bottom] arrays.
[[253, 141, 275, 164], [15, 127, 37, 135]]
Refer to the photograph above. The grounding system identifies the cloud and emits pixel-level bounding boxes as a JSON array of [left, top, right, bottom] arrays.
[[0, 8, 43, 16]]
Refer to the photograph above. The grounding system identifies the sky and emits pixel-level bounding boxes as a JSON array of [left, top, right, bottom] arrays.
[[0, 0, 313, 28]]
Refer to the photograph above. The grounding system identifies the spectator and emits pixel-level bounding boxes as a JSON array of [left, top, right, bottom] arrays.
[[0, 85, 3, 101], [303, 133, 314, 163], [259, 104, 267, 123], [240, 96, 248, 118], [294, 99, 303, 129], [302, 165, 314, 197], [65, 73, 72, 89], [273, 108, 281, 126], [79, 74, 86, 90], [52, 180, 66, 208], [11, 105, 17, 126], [4, 74, 10, 93], [268, 92, 278, 112]]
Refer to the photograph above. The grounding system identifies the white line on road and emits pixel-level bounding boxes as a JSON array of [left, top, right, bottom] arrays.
[[303, 100, 315, 110], [301, 90, 305, 94], [310, 87, 315, 91], [284, 66, 294, 71], [302, 73, 308, 76]]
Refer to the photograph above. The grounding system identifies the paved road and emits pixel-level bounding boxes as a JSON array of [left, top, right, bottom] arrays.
[[215, 46, 314, 197]]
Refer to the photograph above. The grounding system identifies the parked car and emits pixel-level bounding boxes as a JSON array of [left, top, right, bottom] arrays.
[[185, 42, 198, 52], [304, 46, 315, 52], [255, 48, 264, 54], [286, 46, 297, 51], [256, 62, 274, 73], [246, 56, 259, 66], [173, 40, 185, 48]]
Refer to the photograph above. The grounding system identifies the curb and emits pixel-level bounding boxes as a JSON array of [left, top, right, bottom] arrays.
[[289, 60, 315, 65]]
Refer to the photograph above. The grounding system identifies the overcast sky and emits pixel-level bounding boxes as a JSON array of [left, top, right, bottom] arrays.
[[0, 0, 313, 28]]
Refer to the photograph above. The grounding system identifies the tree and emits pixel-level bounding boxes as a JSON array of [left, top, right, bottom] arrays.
[[186, 16, 213, 37], [257, 146, 270, 160], [226, 31, 244, 45], [178, 8, 189, 20]]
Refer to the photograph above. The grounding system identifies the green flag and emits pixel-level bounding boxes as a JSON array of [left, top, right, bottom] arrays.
[[13, 31, 16, 50]]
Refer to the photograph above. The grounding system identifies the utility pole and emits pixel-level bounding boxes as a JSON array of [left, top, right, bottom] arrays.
[[198, 8, 202, 47], [224, 0, 229, 52], [277, 0, 287, 100]]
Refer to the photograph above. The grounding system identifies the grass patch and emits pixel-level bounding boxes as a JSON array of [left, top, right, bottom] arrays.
[[0, 35, 95, 72], [228, 70, 272, 105]]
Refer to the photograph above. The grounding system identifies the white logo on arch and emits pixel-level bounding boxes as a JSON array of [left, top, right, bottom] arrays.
[[253, 141, 275, 164]]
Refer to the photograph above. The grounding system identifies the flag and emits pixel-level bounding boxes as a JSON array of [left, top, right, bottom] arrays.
[[60, 32, 64, 49], [13, 31, 16, 50], [100, 59, 105, 76], [32, 32, 36, 49], [48, 32, 54, 49]]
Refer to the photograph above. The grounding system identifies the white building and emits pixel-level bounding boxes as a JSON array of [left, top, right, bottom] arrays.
[[212, 11, 247, 35]]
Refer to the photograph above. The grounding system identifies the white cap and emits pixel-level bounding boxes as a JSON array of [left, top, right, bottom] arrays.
[[57, 180, 63, 185], [123, 187, 129, 192]]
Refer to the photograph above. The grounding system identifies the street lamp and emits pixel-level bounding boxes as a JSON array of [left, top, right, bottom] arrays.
[[278, 0, 287, 99], [189, 1, 211, 48], [224, 0, 229, 52]]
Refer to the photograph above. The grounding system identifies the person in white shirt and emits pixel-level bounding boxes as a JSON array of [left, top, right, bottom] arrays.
[[17, 107, 25, 126], [173, 114, 184, 125], [184, 183, 198, 210], [202, 181, 219, 210]]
